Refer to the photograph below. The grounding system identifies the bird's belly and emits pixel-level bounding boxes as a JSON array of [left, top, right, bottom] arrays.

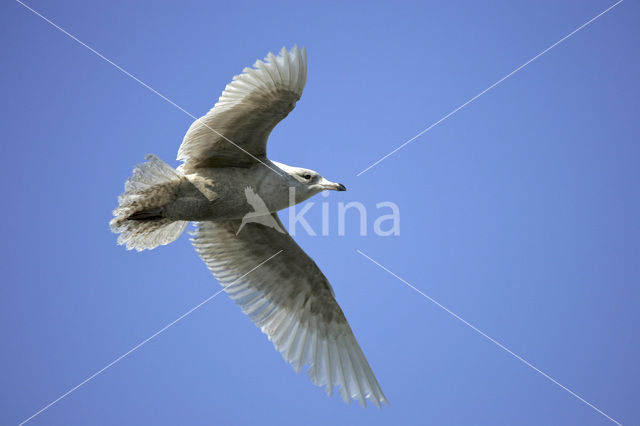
[[181, 166, 290, 221]]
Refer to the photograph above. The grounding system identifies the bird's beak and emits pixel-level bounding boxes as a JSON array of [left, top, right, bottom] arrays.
[[321, 180, 346, 191]]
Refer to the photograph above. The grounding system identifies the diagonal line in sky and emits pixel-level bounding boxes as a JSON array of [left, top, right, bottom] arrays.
[[356, 249, 622, 426], [18, 250, 283, 426], [356, 0, 624, 177], [15, 0, 283, 176]]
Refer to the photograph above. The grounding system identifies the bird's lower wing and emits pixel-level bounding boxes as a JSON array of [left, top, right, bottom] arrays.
[[191, 215, 388, 407]]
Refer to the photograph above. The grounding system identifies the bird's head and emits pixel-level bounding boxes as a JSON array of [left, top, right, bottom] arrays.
[[274, 162, 346, 202]]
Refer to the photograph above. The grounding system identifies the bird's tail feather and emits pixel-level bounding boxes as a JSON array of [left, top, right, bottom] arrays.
[[110, 154, 188, 251]]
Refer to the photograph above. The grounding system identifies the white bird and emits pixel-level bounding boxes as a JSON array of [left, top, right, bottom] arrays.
[[111, 46, 388, 407]]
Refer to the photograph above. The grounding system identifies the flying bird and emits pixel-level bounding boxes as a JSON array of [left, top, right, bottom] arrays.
[[111, 46, 388, 407]]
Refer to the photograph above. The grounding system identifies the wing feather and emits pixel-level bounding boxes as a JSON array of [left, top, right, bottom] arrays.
[[178, 46, 307, 171], [191, 216, 388, 406]]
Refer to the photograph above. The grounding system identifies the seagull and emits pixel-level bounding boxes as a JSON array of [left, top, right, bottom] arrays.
[[110, 46, 388, 407]]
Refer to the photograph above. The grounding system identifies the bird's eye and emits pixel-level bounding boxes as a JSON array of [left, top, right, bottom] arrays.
[[303, 174, 312, 180]]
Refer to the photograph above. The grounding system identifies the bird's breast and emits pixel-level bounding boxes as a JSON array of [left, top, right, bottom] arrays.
[[184, 165, 293, 220]]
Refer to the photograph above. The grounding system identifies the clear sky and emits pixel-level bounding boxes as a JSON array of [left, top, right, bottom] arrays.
[[1, 1, 638, 425]]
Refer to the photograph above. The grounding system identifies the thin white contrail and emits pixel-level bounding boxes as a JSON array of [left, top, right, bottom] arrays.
[[15, 0, 282, 176], [356, 0, 624, 176], [18, 250, 283, 426], [356, 249, 622, 426]]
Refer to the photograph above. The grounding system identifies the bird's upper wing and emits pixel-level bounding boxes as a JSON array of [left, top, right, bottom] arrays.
[[177, 46, 307, 172], [192, 215, 388, 407]]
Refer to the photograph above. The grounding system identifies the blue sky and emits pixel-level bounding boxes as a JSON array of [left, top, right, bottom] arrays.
[[1, 0, 638, 425]]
